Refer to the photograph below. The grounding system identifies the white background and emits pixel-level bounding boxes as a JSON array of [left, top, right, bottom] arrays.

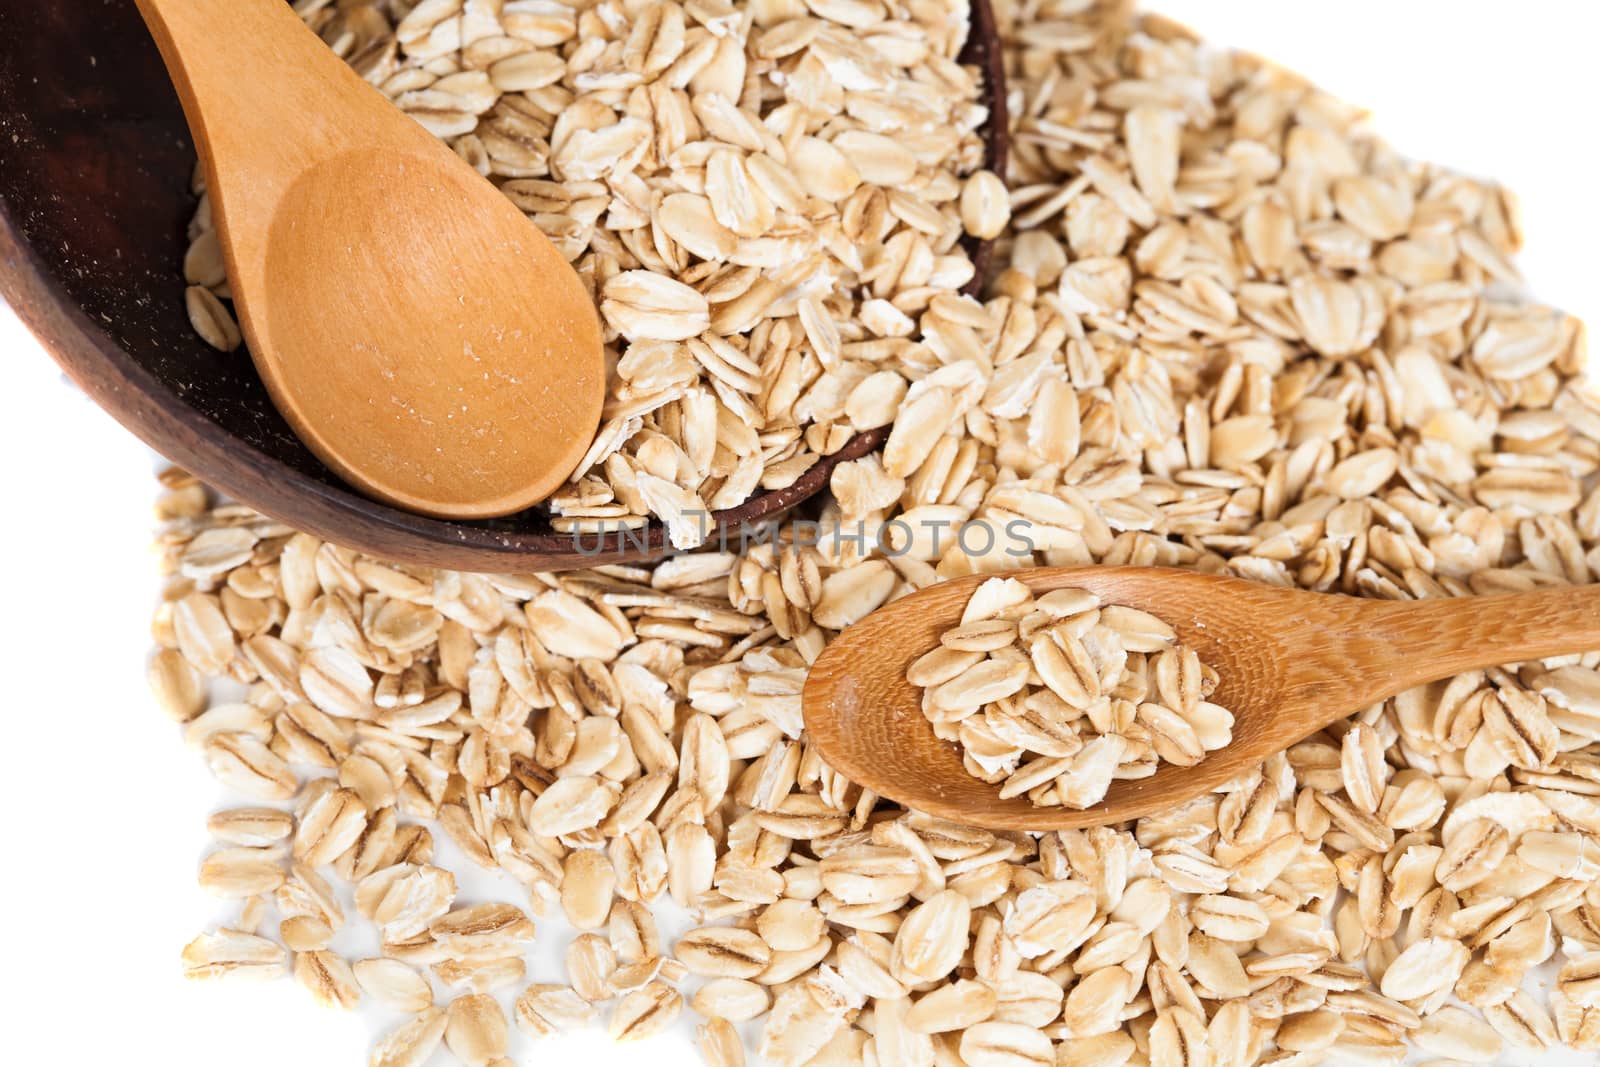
[[1, 3, 1596, 1064]]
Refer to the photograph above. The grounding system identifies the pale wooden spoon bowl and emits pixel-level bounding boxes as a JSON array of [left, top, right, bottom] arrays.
[[804, 566, 1600, 831], [135, 0, 605, 520]]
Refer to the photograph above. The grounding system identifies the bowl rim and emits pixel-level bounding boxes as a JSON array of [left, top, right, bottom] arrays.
[[2, 202, 899, 568]]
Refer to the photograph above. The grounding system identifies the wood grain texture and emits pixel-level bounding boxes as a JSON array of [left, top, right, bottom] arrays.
[[803, 566, 1600, 830], [135, 0, 605, 519], [0, 0, 1006, 569]]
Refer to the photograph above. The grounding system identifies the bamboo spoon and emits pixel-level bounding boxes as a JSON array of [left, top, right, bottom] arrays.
[[134, 0, 605, 519], [804, 565, 1600, 830]]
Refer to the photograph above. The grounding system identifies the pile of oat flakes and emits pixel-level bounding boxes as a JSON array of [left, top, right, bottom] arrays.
[[157, 1, 1600, 1065], [912, 578, 1235, 810]]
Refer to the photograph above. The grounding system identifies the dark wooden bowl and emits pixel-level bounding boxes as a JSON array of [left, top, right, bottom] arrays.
[[0, 0, 1007, 571]]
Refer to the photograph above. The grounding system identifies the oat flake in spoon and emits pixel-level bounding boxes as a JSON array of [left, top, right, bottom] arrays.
[[911, 576, 1235, 808]]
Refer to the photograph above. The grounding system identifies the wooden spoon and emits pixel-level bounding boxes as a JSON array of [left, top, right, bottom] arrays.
[[135, 0, 604, 519], [804, 566, 1600, 830]]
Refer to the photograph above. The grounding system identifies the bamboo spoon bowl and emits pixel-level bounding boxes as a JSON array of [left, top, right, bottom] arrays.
[[804, 566, 1600, 831], [136, 0, 606, 520], [0, 0, 1006, 569]]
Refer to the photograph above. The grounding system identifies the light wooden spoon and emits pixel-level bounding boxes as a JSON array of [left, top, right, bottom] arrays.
[[804, 566, 1600, 830], [135, 0, 604, 519]]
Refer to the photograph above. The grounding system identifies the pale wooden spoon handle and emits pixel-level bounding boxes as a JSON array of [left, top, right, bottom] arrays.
[[135, 0, 365, 237]]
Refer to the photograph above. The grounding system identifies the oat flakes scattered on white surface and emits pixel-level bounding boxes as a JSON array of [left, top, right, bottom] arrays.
[[152, 1, 1600, 1063]]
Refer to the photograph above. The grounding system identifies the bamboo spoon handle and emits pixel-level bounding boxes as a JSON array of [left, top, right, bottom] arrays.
[[1283, 583, 1600, 709], [133, 0, 364, 236]]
